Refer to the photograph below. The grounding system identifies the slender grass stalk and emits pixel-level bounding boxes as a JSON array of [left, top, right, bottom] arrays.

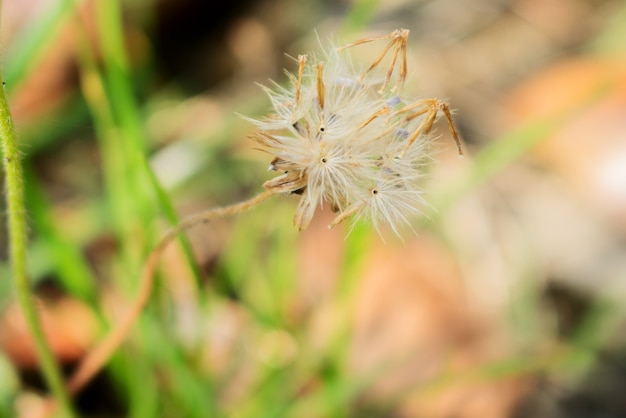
[[3, 0, 75, 92], [24, 165, 98, 303], [87, 0, 204, 293], [0, 4, 75, 417]]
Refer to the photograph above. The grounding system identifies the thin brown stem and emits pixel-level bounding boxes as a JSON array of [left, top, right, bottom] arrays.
[[67, 189, 275, 394], [37, 190, 275, 418]]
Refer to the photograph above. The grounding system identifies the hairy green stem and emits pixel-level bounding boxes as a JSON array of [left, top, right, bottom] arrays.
[[0, 3, 75, 416]]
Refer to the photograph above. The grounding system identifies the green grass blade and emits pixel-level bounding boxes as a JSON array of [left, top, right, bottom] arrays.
[[4, 0, 75, 91], [23, 165, 98, 302]]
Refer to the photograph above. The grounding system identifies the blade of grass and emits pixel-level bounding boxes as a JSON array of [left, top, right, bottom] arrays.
[[123, 348, 160, 418], [23, 165, 98, 302], [72, 16, 137, 263], [3, 0, 77, 92], [141, 318, 219, 417], [93, 0, 203, 290]]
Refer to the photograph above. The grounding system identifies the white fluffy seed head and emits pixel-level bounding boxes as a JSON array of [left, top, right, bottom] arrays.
[[247, 30, 452, 236]]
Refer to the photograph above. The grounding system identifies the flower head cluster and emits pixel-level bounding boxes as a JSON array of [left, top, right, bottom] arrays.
[[246, 29, 462, 236]]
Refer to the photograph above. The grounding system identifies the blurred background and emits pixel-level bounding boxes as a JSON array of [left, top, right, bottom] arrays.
[[0, 0, 626, 417]]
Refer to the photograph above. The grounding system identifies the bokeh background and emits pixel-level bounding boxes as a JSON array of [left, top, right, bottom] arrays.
[[1, 0, 626, 417]]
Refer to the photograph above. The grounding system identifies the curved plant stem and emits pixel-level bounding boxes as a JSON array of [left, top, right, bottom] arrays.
[[0, 5, 75, 418], [66, 189, 276, 395]]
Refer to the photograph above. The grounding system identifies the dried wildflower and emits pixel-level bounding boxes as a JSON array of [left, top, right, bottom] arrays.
[[69, 32, 464, 404], [246, 29, 462, 235]]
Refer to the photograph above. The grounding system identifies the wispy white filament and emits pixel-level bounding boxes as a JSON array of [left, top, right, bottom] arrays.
[[247, 30, 459, 236]]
